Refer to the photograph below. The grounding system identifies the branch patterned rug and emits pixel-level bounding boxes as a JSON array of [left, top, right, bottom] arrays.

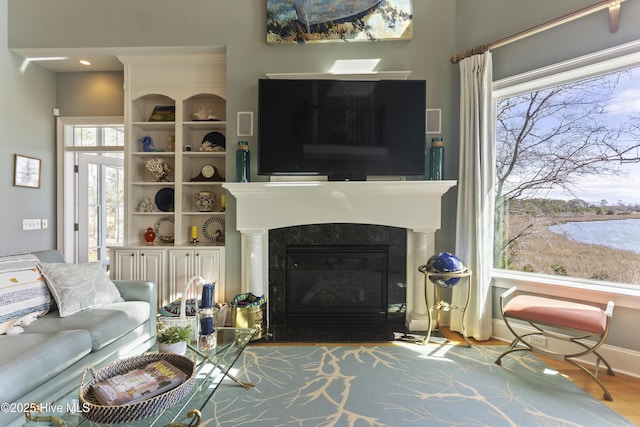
[[201, 343, 633, 427]]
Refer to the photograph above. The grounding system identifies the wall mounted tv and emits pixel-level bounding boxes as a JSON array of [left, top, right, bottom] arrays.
[[258, 79, 426, 181]]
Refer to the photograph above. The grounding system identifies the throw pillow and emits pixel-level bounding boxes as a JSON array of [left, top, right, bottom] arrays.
[[37, 261, 123, 317], [0, 254, 52, 334]]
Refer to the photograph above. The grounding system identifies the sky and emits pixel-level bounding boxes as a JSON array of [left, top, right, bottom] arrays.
[[523, 66, 640, 206]]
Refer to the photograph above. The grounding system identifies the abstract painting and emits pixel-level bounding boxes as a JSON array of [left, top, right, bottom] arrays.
[[267, 0, 413, 44], [13, 154, 41, 188]]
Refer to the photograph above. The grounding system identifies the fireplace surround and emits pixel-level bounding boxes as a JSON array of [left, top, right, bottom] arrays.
[[270, 224, 407, 326], [223, 180, 456, 332]]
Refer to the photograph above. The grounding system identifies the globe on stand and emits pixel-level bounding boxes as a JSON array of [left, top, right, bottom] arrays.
[[426, 252, 465, 287]]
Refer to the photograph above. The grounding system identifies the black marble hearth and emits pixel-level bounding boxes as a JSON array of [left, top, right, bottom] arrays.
[[267, 223, 407, 342], [263, 322, 413, 343]]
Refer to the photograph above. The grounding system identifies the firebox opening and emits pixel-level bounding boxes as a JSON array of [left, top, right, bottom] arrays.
[[285, 245, 389, 323]]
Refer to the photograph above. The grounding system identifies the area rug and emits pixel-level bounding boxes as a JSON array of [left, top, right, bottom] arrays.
[[201, 343, 633, 427]]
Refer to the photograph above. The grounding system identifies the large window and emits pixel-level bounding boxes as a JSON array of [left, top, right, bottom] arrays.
[[494, 59, 640, 287]]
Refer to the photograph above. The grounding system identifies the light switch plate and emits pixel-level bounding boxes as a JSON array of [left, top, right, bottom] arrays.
[[23, 219, 42, 230]]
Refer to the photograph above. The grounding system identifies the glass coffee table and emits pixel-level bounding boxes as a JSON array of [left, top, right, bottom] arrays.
[[24, 327, 256, 427]]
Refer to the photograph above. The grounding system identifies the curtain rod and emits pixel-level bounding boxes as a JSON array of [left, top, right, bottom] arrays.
[[451, 0, 626, 64]]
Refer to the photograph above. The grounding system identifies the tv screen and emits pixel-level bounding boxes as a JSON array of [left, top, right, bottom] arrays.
[[258, 79, 426, 180]]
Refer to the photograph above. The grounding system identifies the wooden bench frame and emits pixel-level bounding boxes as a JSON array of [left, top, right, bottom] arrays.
[[495, 286, 615, 401]]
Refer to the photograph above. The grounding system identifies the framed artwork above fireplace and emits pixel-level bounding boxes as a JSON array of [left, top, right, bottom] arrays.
[[266, 0, 413, 44]]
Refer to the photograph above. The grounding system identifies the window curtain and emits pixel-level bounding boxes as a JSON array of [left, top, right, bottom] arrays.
[[450, 52, 494, 341]]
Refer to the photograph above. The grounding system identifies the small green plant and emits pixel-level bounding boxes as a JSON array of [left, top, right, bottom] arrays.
[[522, 264, 535, 273], [157, 325, 192, 344], [551, 263, 568, 276]]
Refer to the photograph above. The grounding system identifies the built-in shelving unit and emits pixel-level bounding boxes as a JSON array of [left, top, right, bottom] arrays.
[[110, 53, 228, 308]]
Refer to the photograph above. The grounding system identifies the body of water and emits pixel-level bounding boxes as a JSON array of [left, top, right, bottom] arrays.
[[548, 218, 640, 254]]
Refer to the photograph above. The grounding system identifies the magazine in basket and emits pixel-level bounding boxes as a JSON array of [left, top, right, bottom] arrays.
[[91, 359, 187, 406]]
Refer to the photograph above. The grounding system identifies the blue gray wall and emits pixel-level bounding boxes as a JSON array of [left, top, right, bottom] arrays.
[[1, 0, 56, 254], [5, 0, 459, 292]]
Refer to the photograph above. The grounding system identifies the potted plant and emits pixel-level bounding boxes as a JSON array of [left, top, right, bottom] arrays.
[[157, 325, 192, 355]]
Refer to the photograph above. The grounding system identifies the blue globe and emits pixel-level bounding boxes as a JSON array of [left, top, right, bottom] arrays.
[[426, 252, 465, 287]]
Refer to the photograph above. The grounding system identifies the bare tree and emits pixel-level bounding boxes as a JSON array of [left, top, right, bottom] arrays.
[[494, 70, 640, 268]]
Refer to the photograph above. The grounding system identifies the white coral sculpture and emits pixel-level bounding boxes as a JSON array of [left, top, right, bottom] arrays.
[[145, 158, 170, 182]]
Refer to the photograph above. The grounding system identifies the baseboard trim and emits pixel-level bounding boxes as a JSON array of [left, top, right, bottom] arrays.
[[492, 319, 640, 379]]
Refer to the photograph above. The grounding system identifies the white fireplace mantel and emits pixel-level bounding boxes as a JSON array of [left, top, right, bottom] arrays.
[[223, 180, 457, 331]]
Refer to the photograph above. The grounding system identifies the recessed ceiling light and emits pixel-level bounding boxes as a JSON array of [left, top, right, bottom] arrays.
[[20, 56, 70, 73], [79, 60, 91, 66], [26, 56, 69, 61]]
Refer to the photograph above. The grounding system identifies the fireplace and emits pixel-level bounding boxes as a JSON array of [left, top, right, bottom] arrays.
[[286, 245, 388, 321], [223, 180, 456, 333], [269, 223, 407, 326]]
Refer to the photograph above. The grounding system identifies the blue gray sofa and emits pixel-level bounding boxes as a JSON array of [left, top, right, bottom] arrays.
[[0, 250, 157, 427]]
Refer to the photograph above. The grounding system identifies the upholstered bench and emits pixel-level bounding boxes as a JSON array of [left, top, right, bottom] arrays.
[[495, 286, 615, 400]]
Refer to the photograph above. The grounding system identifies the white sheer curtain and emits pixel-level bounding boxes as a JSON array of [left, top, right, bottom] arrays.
[[450, 52, 495, 341]]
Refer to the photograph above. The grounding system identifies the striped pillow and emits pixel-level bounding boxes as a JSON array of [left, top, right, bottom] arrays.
[[0, 254, 52, 334]]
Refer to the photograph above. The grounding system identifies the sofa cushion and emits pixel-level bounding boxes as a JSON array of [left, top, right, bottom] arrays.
[[24, 300, 151, 351], [37, 261, 123, 317], [0, 330, 92, 403], [0, 254, 51, 334]]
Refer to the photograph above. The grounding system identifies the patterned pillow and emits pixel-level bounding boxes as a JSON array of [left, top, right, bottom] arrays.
[[0, 254, 52, 334], [158, 298, 200, 317], [37, 261, 123, 317]]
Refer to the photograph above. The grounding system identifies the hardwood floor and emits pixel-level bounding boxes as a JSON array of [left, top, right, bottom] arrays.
[[439, 328, 640, 426]]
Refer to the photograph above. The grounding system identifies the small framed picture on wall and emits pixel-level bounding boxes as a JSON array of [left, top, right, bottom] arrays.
[[14, 154, 41, 188]]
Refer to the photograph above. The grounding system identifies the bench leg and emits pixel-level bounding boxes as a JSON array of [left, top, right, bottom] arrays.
[[565, 358, 613, 401], [496, 320, 615, 401]]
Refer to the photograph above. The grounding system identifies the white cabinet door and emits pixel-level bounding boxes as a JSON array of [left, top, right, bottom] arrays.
[[194, 249, 224, 303], [168, 249, 195, 303], [112, 249, 138, 281], [168, 248, 225, 304], [111, 248, 166, 307], [139, 249, 165, 307]]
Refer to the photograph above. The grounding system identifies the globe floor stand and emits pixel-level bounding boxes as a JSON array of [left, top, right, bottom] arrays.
[[418, 266, 472, 347]]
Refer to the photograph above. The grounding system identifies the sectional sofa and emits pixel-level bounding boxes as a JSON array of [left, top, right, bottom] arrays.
[[0, 250, 157, 427]]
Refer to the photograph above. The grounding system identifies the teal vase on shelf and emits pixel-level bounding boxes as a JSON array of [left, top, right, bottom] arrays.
[[429, 137, 444, 180], [236, 141, 250, 182]]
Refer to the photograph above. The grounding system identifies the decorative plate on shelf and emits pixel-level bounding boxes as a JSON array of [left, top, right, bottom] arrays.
[[202, 217, 225, 242], [154, 216, 174, 243], [201, 131, 226, 149], [155, 187, 175, 212]]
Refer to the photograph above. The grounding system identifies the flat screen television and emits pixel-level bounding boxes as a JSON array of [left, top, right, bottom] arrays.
[[258, 79, 426, 180]]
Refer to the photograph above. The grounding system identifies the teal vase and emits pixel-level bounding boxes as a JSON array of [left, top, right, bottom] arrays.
[[236, 141, 250, 182], [429, 137, 444, 180]]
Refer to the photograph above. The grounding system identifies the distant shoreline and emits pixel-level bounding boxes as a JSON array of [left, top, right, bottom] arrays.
[[541, 212, 640, 225], [507, 214, 640, 284]]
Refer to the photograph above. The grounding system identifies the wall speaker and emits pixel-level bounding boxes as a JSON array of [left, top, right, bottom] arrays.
[[426, 109, 441, 134], [237, 112, 254, 137]]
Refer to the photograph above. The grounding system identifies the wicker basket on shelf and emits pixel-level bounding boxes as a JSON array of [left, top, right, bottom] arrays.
[[79, 352, 196, 424]]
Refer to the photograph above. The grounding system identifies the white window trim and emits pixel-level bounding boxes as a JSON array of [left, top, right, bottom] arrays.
[[490, 39, 640, 311], [56, 116, 124, 262], [492, 270, 640, 311], [494, 38, 640, 96]]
